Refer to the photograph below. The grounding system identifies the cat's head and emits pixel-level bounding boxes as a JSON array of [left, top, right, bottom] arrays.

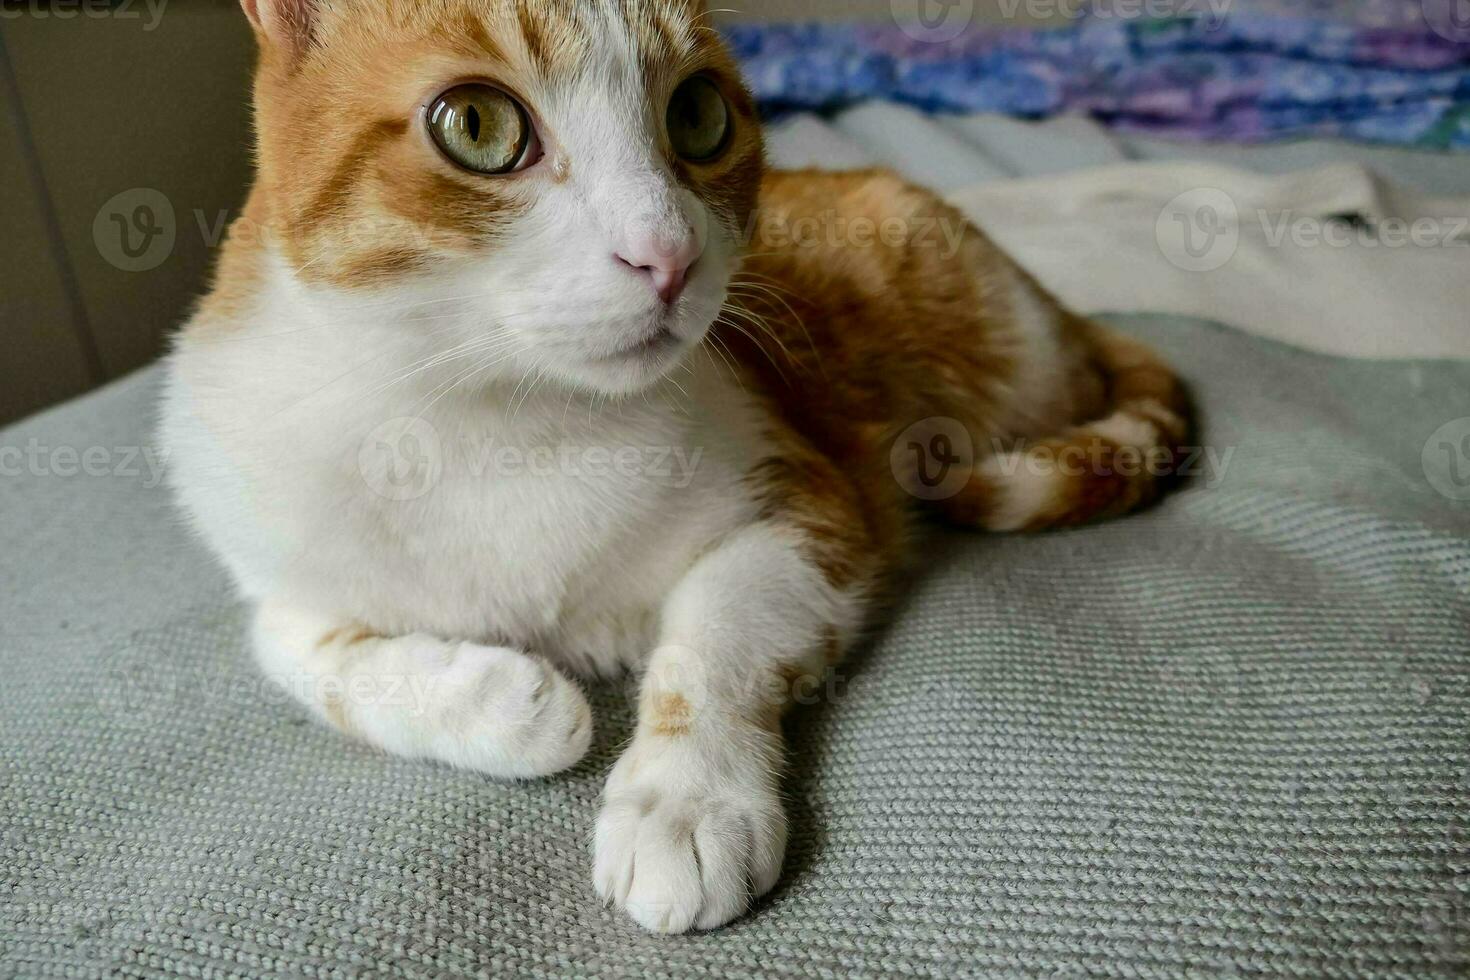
[[241, 0, 763, 396]]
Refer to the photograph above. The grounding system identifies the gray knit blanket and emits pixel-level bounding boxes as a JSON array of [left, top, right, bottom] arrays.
[[2, 312, 1467, 978]]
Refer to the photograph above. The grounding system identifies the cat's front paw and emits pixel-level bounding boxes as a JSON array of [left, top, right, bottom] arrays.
[[593, 727, 787, 933], [396, 644, 592, 779]]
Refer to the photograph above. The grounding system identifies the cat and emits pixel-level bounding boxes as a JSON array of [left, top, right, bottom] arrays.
[[161, 0, 1189, 933]]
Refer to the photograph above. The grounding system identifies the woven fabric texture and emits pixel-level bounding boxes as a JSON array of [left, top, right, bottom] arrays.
[[2, 314, 1468, 978]]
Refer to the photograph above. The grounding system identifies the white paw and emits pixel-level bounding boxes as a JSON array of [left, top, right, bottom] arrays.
[[459, 652, 593, 778], [392, 644, 593, 779], [593, 730, 786, 933]]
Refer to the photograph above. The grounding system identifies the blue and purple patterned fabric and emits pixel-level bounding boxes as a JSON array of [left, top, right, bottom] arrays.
[[725, 0, 1470, 148]]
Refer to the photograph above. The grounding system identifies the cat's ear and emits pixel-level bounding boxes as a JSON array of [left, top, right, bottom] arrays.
[[240, 0, 317, 59]]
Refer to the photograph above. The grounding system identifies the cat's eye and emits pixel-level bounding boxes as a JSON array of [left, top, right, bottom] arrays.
[[666, 76, 731, 162], [427, 84, 538, 175]]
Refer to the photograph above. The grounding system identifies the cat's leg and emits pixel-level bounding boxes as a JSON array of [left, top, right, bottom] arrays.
[[594, 455, 888, 932], [252, 597, 592, 778]]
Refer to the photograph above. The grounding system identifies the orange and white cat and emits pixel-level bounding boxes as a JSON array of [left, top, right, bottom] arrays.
[[162, 0, 1188, 933]]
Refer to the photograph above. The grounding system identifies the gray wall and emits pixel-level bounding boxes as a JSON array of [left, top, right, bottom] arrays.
[[1, 1, 256, 426]]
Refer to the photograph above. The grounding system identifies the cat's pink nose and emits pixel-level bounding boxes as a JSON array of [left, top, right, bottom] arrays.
[[615, 237, 700, 305]]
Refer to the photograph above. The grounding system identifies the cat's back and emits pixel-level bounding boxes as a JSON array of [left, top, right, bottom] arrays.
[[727, 167, 1058, 432]]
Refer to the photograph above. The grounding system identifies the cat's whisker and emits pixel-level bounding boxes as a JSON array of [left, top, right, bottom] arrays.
[[715, 314, 790, 386], [726, 283, 828, 380], [364, 331, 528, 398], [704, 332, 745, 391], [410, 344, 532, 422], [192, 300, 557, 349], [734, 250, 803, 262], [335, 289, 505, 316], [703, 332, 733, 372], [186, 312, 470, 349], [412, 360, 497, 425], [407, 355, 499, 420], [720, 302, 799, 371], [510, 360, 552, 423], [729, 271, 800, 297], [257, 347, 403, 423], [505, 355, 548, 425], [360, 306, 591, 398], [728, 281, 806, 329]]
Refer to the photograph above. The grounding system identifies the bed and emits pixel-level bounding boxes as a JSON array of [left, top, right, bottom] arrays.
[[3, 17, 1468, 979]]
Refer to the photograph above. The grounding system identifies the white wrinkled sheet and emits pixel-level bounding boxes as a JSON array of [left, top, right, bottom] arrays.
[[767, 105, 1470, 361]]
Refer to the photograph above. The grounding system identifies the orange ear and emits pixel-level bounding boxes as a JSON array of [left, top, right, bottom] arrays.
[[240, 0, 317, 58]]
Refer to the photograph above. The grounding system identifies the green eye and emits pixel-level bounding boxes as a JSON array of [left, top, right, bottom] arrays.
[[428, 84, 534, 174], [667, 75, 730, 162]]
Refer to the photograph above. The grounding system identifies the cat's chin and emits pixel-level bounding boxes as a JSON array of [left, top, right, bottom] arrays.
[[555, 331, 696, 398], [543, 303, 719, 398]]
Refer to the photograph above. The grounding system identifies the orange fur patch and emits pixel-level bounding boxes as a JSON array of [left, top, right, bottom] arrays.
[[725, 169, 1190, 544], [650, 691, 694, 737], [317, 624, 379, 649]]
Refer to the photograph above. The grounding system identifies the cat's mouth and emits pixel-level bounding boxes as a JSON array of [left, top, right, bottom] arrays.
[[598, 326, 681, 363]]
